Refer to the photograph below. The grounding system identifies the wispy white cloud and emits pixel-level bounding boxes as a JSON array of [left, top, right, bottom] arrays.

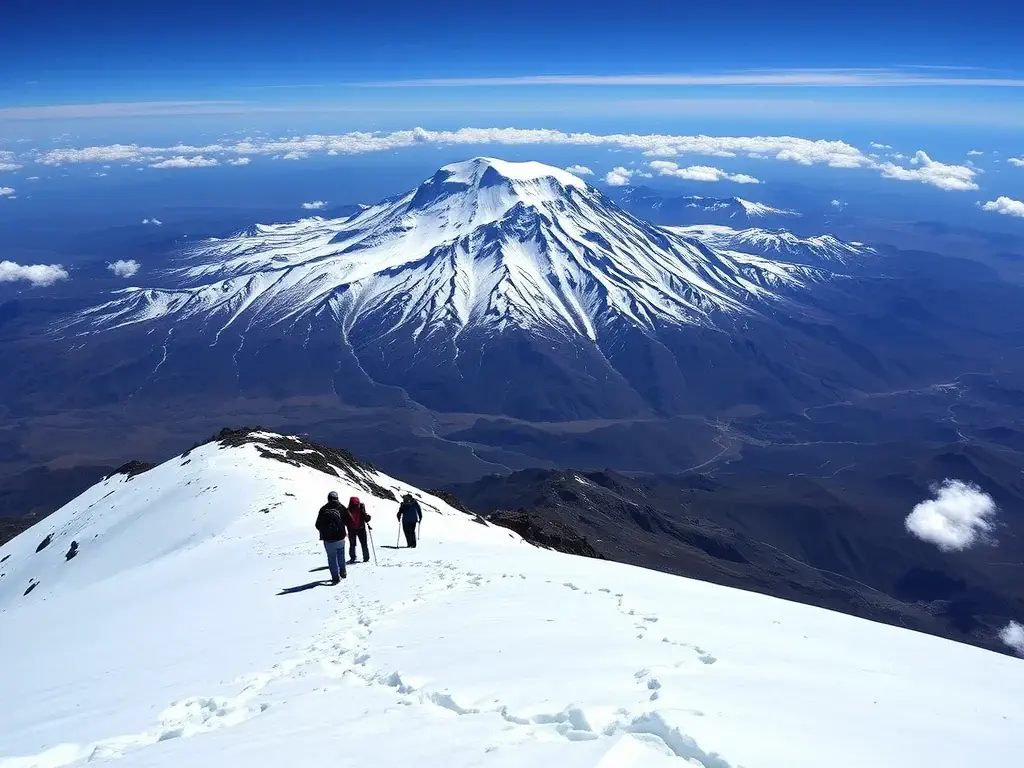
[[141, 218, 163, 226], [0, 186, 14, 197], [905, 479, 997, 551], [1008, 157, 1024, 167], [358, 68, 1024, 88], [280, 151, 309, 161], [870, 142, 893, 149], [831, 199, 847, 210], [565, 164, 594, 176], [0, 260, 68, 286], [0, 100, 251, 120], [649, 160, 760, 184], [301, 200, 328, 210], [878, 150, 979, 191], [107, 259, 141, 278], [0, 162, 22, 171], [967, 149, 984, 156], [604, 167, 635, 186], [149, 155, 220, 169], [228, 157, 251, 166], [1000, 621, 1024, 656], [980, 196, 1024, 218]]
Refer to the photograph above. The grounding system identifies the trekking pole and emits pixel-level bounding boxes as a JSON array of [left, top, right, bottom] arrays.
[[397, 521, 401, 548], [368, 526, 377, 565]]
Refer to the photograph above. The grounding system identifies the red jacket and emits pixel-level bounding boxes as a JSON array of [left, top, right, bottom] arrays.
[[345, 497, 371, 531]]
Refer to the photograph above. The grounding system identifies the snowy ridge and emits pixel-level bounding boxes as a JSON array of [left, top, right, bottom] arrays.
[[1, 429, 1022, 768], [57, 158, 856, 344], [668, 224, 874, 265], [734, 197, 800, 218]]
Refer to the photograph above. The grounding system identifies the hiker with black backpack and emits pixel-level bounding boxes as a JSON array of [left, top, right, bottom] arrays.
[[345, 496, 372, 564], [397, 492, 423, 548], [315, 491, 347, 584]]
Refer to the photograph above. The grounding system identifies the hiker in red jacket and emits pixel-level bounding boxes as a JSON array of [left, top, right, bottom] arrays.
[[345, 496, 372, 564]]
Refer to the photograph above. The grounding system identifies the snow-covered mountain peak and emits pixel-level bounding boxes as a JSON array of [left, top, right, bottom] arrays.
[[397, 157, 590, 234], [437, 157, 588, 191], [58, 158, 871, 357], [734, 197, 800, 218]]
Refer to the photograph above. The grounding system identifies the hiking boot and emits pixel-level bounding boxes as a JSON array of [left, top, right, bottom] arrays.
[[363, 557, 370, 563], [340, 572, 348, 579], [330, 577, 340, 585], [347, 558, 357, 565]]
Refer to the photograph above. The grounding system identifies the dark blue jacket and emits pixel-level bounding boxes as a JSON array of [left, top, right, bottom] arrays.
[[398, 498, 422, 524]]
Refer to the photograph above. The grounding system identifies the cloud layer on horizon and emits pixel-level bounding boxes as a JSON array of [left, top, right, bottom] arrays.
[[12, 127, 984, 193]]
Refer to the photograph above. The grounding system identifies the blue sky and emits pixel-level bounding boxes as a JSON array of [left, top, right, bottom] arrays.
[[3, 0, 1024, 127], [1, 0, 1023, 235]]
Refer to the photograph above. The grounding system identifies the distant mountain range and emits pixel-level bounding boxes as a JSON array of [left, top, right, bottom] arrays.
[[609, 185, 801, 227]]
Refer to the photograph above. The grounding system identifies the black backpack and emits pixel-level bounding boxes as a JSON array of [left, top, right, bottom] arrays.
[[318, 507, 345, 540]]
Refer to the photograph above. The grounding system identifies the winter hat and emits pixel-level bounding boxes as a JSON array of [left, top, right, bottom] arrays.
[[328, 491, 339, 502], [349, 496, 360, 507]]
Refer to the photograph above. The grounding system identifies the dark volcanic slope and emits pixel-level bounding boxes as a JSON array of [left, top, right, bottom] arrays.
[[447, 445, 1024, 655]]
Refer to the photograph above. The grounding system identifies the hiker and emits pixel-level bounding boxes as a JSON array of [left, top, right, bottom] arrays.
[[397, 492, 422, 548], [315, 491, 347, 583], [345, 495, 372, 564]]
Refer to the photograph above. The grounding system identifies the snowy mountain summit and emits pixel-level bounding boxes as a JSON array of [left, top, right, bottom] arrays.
[[63, 157, 858, 342], [2, 429, 1022, 768], [46, 157, 889, 420]]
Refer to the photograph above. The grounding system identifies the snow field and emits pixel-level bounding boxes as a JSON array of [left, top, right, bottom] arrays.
[[1, 436, 1022, 768]]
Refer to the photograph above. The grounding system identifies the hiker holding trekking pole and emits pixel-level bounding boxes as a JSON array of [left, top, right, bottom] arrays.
[[397, 492, 423, 548]]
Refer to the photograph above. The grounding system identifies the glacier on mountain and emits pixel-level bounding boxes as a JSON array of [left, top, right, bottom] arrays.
[[59, 158, 867, 344]]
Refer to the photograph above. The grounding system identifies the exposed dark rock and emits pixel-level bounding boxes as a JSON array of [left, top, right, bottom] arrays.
[[426, 488, 472, 515], [425, 488, 488, 524], [107, 460, 157, 480], [24, 579, 38, 596], [486, 508, 605, 559], [35, 534, 52, 553], [1, 554, 9, 563], [65, 541, 79, 561], [213, 427, 396, 501]]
